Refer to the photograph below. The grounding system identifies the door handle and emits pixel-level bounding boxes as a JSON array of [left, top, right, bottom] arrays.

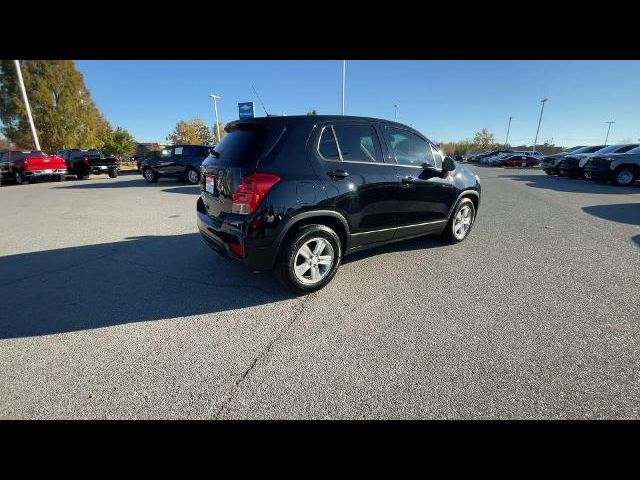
[[327, 169, 349, 179], [401, 176, 416, 184]]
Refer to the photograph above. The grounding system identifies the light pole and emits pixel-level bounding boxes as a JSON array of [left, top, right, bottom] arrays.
[[209, 94, 221, 143], [532, 97, 548, 155], [13, 60, 40, 150], [341, 60, 346, 115], [394, 104, 399, 121], [604, 121, 615, 146], [504, 116, 513, 149]]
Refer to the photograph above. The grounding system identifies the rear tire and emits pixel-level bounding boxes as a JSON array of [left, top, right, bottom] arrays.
[[276, 224, 342, 294], [14, 171, 26, 184], [108, 169, 118, 178], [55, 174, 65, 182], [442, 197, 476, 244], [143, 167, 158, 183]]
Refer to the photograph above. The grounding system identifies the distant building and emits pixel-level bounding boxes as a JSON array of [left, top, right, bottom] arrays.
[[134, 143, 168, 157]]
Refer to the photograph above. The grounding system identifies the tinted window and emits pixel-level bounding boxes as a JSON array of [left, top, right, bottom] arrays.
[[318, 127, 340, 160], [209, 128, 267, 167], [385, 127, 435, 167], [626, 145, 640, 154], [613, 144, 638, 153], [593, 145, 628, 155], [333, 125, 383, 163], [579, 145, 606, 153]]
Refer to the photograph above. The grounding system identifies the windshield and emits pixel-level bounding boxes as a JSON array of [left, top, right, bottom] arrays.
[[626, 145, 640, 154], [569, 145, 603, 154], [593, 145, 628, 155]]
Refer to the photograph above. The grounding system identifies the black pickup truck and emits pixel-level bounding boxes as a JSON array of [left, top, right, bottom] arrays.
[[56, 149, 119, 180]]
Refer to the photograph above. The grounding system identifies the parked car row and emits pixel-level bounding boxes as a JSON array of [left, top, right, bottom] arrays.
[[0, 148, 121, 186], [541, 144, 640, 186], [468, 150, 544, 167]]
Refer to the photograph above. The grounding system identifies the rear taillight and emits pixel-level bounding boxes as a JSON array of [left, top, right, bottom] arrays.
[[82, 155, 89, 166], [228, 241, 245, 258], [232, 174, 280, 215]]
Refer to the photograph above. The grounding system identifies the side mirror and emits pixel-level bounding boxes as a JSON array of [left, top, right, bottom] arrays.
[[442, 156, 456, 173]]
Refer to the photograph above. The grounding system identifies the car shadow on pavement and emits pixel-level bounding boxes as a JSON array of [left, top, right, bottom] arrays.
[[0, 233, 293, 340], [500, 173, 640, 194], [55, 177, 199, 194], [632, 235, 640, 248], [582, 203, 640, 226]]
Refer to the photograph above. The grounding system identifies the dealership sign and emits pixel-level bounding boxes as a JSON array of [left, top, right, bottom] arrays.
[[238, 102, 255, 119]]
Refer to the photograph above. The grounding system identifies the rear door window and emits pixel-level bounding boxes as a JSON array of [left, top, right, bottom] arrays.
[[318, 127, 340, 161], [332, 125, 383, 163]]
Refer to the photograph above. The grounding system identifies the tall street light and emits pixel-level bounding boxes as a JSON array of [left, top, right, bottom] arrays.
[[13, 60, 40, 150], [532, 97, 548, 155], [504, 116, 513, 149], [341, 60, 346, 115], [604, 121, 615, 146], [394, 104, 399, 121], [209, 94, 221, 143]]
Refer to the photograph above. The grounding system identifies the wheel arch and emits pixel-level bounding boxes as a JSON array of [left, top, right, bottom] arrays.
[[275, 210, 350, 259]]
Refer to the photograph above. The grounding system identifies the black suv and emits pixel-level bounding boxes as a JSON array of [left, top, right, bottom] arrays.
[[197, 115, 481, 293], [141, 144, 213, 184]]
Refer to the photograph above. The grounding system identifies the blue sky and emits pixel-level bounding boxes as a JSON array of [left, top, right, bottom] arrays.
[[75, 60, 640, 147]]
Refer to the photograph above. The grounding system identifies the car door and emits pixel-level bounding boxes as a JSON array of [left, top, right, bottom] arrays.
[[154, 147, 174, 175], [309, 122, 400, 247], [382, 126, 453, 239]]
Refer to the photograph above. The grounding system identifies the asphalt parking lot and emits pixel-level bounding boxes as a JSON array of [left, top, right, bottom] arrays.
[[1, 167, 639, 419]]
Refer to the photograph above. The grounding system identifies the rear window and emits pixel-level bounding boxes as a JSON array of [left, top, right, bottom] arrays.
[[209, 128, 266, 167]]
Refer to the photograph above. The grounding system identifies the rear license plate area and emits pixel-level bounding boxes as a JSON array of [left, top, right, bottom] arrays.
[[205, 174, 218, 196]]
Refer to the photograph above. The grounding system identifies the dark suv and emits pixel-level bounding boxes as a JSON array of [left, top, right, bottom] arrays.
[[196, 115, 481, 293], [141, 144, 213, 184]]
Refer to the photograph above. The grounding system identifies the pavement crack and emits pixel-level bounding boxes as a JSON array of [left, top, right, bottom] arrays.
[[214, 292, 316, 419]]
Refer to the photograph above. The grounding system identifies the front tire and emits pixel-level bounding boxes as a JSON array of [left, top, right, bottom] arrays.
[[185, 167, 200, 185], [276, 224, 342, 294], [143, 167, 158, 183], [613, 167, 636, 186], [55, 174, 65, 182], [442, 198, 476, 244], [108, 169, 118, 178]]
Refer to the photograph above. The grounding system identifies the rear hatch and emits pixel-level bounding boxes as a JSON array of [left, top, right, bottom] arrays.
[[200, 121, 278, 220]]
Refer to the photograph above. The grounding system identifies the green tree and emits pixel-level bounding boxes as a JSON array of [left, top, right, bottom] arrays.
[[307, 110, 318, 115], [102, 126, 137, 157], [167, 118, 215, 144], [0, 60, 105, 151], [472, 128, 496, 152]]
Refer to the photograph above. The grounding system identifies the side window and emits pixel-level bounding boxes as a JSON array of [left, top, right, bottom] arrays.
[[173, 146, 183, 155], [332, 125, 383, 163], [318, 127, 340, 161], [385, 128, 435, 168]]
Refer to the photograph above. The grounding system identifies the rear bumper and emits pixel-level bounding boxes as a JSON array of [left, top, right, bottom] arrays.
[[24, 169, 66, 177], [196, 198, 277, 271]]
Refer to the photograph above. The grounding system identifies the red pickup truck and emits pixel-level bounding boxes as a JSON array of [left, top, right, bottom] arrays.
[[0, 150, 67, 184]]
